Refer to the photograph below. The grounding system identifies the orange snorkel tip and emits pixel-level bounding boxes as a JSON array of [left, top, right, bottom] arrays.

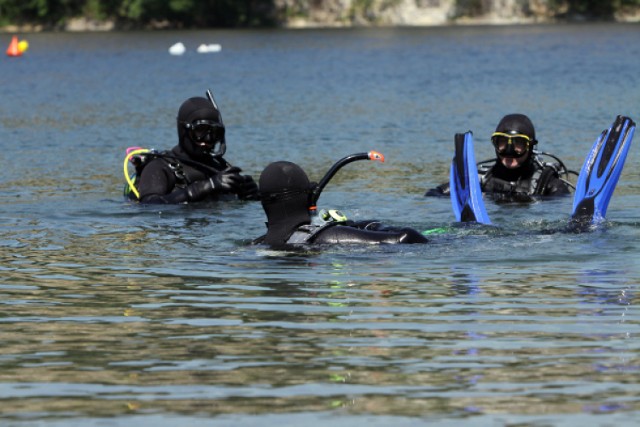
[[368, 150, 385, 162]]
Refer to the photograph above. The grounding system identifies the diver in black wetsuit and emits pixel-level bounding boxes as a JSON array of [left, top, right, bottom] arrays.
[[135, 96, 258, 204], [426, 114, 573, 202], [255, 161, 428, 246]]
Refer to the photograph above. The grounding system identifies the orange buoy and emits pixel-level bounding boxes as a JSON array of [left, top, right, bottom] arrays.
[[6, 35, 22, 57]]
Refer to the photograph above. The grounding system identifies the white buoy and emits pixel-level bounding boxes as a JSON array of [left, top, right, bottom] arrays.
[[197, 43, 222, 53], [169, 42, 186, 56]]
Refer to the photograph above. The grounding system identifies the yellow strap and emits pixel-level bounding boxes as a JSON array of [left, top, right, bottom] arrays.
[[491, 132, 531, 141]]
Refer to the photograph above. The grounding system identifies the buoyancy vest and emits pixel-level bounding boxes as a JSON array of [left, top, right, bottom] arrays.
[[480, 166, 548, 196], [286, 223, 338, 244], [477, 154, 572, 199]]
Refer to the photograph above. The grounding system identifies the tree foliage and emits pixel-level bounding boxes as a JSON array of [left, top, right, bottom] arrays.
[[0, 0, 277, 29], [545, 0, 640, 18]]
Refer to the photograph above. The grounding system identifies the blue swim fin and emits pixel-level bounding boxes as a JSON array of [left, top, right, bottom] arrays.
[[571, 115, 636, 224], [450, 132, 492, 225]]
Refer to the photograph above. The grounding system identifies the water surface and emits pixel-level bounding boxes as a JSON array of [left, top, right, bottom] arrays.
[[1, 24, 640, 426]]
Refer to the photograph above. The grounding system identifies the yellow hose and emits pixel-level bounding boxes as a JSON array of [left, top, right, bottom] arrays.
[[123, 149, 150, 200]]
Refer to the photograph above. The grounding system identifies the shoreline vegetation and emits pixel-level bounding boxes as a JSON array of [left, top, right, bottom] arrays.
[[1, 0, 639, 33]]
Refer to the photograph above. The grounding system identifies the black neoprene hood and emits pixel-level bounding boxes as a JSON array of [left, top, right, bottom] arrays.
[[495, 113, 537, 142], [259, 161, 312, 245], [177, 97, 222, 124], [176, 97, 225, 161]]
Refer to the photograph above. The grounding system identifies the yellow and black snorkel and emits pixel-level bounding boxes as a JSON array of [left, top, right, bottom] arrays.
[[308, 150, 385, 215]]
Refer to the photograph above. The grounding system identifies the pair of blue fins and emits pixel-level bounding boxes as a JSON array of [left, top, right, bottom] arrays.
[[451, 115, 636, 227]]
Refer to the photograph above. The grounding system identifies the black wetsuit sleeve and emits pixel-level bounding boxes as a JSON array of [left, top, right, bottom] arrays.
[[136, 159, 191, 204], [425, 182, 450, 197], [311, 225, 428, 244]]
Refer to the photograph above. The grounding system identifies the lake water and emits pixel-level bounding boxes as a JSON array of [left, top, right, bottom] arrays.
[[1, 23, 640, 426]]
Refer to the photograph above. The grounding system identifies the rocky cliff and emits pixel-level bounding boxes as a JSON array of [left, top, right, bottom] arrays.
[[274, 0, 640, 27]]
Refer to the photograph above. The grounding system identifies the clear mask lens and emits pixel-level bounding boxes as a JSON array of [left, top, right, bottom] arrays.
[[491, 132, 531, 157]]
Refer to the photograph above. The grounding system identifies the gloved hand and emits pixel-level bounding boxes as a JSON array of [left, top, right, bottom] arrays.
[[186, 167, 244, 201], [211, 166, 244, 193], [236, 175, 259, 200]]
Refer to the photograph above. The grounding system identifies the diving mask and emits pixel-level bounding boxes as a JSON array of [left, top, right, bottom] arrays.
[[183, 120, 226, 156], [491, 132, 532, 158]]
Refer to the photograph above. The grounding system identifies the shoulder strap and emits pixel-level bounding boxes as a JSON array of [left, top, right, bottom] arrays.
[[287, 223, 339, 244], [140, 151, 191, 186], [160, 157, 191, 186], [532, 164, 559, 195], [286, 225, 317, 244], [479, 168, 492, 190]]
